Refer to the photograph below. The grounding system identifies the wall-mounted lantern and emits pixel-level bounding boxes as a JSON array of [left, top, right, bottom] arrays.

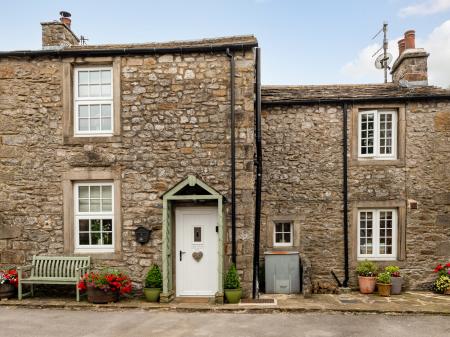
[[135, 226, 151, 244]]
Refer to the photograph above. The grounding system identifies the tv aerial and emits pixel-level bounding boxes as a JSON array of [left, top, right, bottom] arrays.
[[372, 22, 392, 83]]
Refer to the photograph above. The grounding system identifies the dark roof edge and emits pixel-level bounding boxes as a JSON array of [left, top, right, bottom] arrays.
[[0, 41, 258, 58], [262, 94, 450, 106]]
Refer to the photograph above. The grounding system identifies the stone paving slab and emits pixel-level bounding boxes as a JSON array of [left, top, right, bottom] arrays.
[[1, 291, 449, 315]]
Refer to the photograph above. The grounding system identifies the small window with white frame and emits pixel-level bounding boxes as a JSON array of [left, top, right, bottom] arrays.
[[358, 110, 397, 160], [358, 209, 397, 260], [74, 67, 113, 136], [74, 182, 114, 252], [274, 222, 293, 247]]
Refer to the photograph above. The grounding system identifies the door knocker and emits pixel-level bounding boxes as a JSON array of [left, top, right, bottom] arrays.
[[192, 251, 203, 262]]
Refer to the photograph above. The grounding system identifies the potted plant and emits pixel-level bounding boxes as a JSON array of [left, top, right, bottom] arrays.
[[224, 264, 241, 304], [143, 264, 162, 302], [385, 265, 402, 295], [432, 262, 450, 295], [376, 271, 392, 297], [356, 260, 378, 294], [0, 267, 18, 299], [77, 269, 132, 304]]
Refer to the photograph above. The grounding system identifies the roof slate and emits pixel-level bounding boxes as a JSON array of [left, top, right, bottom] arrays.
[[63, 35, 257, 51], [262, 83, 450, 104]]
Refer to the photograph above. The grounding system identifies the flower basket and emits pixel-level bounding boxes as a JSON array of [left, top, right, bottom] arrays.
[[78, 269, 132, 304], [0, 268, 18, 299], [0, 283, 15, 299], [87, 286, 119, 304], [444, 288, 450, 296]]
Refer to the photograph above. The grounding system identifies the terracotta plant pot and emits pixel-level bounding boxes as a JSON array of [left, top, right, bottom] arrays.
[[0, 284, 15, 299], [224, 289, 242, 304], [377, 283, 392, 297], [143, 288, 161, 302], [444, 288, 450, 295], [390, 276, 403, 295], [358, 276, 377, 294], [87, 286, 119, 304]]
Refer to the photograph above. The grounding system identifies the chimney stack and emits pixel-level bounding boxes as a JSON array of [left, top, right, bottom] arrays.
[[41, 11, 79, 49], [391, 29, 429, 87]]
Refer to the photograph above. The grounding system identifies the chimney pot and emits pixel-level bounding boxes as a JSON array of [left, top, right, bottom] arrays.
[[59, 11, 72, 28], [404, 30, 415, 49], [398, 38, 406, 55]]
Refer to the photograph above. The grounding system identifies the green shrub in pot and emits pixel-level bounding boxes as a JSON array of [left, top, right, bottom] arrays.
[[385, 265, 403, 295], [376, 271, 392, 297], [356, 260, 378, 294], [143, 265, 162, 302], [224, 264, 241, 304]]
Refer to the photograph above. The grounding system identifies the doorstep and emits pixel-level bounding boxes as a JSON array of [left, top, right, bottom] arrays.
[[1, 291, 449, 315]]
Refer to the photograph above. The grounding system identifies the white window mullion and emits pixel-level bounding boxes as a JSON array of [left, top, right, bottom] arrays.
[[373, 210, 380, 258], [374, 113, 380, 158]]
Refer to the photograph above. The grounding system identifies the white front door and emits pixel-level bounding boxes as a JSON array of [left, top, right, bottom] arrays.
[[175, 207, 218, 296]]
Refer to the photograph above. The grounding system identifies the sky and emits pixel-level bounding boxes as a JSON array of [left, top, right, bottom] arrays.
[[1, 0, 450, 87]]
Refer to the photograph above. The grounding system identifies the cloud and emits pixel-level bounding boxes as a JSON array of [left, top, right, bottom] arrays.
[[341, 20, 450, 88], [341, 42, 398, 83], [399, 0, 450, 17], [420, 20, 450, 87]]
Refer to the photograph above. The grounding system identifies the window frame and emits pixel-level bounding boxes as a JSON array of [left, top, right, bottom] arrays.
[[273, 222, 293, 247], [357, 109, 397, 160], [357, 208, 398, 261], [73, 66, 114, 137], [73, 181, 115, 253]]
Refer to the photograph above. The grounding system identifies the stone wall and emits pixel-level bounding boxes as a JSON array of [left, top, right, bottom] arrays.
[[0, 50, 256, 294], [261, 101, 450, 290]]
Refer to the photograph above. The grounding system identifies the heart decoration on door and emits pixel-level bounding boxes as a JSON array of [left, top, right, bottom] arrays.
[[192, 251, 203, 262]]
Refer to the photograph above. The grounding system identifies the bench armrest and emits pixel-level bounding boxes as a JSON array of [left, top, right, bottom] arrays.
[[17, 265, 34, 281]]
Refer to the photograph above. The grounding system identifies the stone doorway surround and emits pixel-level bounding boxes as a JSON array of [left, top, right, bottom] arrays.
[[160, 175, 224, 303]]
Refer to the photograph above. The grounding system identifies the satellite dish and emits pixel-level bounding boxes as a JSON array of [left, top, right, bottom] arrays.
[[375, 53, 393, 69]]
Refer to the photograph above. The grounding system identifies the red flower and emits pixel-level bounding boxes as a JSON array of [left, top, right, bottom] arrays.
[[434, 264, 443, 273], [446, 262, 450, 268]]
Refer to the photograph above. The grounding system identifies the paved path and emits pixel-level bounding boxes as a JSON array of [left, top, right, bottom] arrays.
[[1, 307, 450, 337]]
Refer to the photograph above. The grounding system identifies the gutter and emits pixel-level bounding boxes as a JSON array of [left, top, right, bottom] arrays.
[[226, 48, 237, 265], [261, 94, 450, 106], [0, 42, 258, 58], [342, 103, 349, 288], [252, 47, 262, 299]]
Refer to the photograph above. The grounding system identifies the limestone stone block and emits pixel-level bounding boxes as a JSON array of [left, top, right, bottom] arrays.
[[434, 111, 450, 131], [436, 214, 450, 227]]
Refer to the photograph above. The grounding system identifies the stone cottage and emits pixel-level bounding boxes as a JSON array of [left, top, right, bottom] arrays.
[[0, 14, 449, 301]]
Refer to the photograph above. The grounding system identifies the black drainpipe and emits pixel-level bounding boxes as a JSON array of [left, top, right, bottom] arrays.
[[342, 102, 349, 288], [226, 48, 237, 265], [252, 47, 262, 299]]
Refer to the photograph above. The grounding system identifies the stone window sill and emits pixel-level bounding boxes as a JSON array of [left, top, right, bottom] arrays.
[[64, 135, 122, 145], [73, 252, 123, 261], [350, 159, 405, 167]]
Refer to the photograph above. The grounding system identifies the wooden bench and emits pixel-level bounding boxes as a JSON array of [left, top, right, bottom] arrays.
[[18, 255, 90, 302]]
